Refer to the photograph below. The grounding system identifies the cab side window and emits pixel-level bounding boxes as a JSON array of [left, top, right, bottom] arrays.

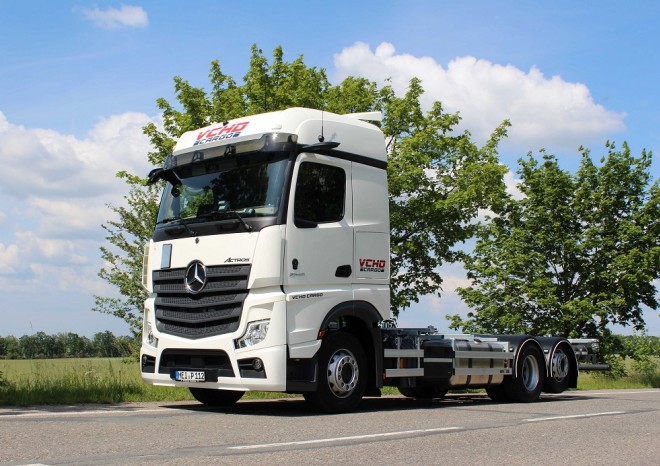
[[294, 162, 346, 226]]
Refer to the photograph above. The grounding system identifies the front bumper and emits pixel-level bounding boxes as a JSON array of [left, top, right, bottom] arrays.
[[140, 342, 288, 391], [140, 289, 289, 392]]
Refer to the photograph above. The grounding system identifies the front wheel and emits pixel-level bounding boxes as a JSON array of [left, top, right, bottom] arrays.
[[304, 331, 367, 413], [501, 344, 545, 403], [189, 387, 244, 406]]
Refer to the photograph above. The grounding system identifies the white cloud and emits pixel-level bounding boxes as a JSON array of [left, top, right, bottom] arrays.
[[81, 4, 148, 29], [0, 111, 153, 201], [26, 197, 116, 237], [435, 261, 471, 293], [0, 242, 20, 274], [0, 111, 157, 294], [334, 42, 626, 152], [504, 170, 524, 200], [30, 263, 111, 295], [14, 231, 90, 265], [397, 291, 469, 333]]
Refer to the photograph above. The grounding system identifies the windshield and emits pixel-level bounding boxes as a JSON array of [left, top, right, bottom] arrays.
[[156, 154, 289, 226]]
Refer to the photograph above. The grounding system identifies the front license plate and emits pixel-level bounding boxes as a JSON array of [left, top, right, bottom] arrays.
[[174, 370, 205, 382]]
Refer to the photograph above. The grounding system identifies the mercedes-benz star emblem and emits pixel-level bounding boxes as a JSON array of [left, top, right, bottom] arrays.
[[185, 261, 207, 294]]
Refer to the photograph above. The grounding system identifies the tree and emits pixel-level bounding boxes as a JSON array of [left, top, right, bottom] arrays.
[[381, 81, 509, 312], [451, 142, 659, 345], [95, 173, 160, 336], [0, 336, 20, 359], [18, 333, 55, 359], [92, 331, 121, 357], [56, 332, 92, 358], [96, 45, 507, 333], [2, 332, 130, 359]]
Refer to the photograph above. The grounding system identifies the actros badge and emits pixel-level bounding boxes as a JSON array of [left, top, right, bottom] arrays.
[[185, 260, 207, 294]]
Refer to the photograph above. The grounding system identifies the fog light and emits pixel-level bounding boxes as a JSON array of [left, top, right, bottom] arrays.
[[252, 358, 264, 371], [141, 354, 156, 373]]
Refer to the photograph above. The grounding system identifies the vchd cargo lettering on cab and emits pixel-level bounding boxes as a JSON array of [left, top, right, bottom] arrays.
[[359, 258, 386, 273], [194, 121, 250, 146]]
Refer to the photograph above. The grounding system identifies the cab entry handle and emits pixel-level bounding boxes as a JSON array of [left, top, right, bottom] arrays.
[[335, 265, 352, 278]]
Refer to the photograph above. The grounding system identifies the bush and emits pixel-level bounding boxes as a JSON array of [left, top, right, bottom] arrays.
[[0, 370, 11, 392], [625, 332, 659, 378]]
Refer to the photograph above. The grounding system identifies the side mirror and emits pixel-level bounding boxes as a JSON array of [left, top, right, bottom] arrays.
[[147, 167, 181, 186], [147, 168, 164, 185]]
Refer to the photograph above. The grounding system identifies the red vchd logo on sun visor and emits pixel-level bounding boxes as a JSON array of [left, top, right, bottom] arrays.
[[194, 121, 250, 146]]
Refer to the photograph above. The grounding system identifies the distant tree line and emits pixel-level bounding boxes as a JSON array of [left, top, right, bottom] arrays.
[[0, 331, 135, 360]]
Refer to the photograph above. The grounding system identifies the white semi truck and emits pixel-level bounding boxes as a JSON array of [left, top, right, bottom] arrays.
[[140, 107, 601, 413]]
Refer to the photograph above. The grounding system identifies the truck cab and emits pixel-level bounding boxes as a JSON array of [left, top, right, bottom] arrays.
[[140, 108, 390, 409]]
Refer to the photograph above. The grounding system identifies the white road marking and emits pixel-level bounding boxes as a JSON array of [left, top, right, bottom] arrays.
[[228, 426, 463, 450], [1, 408, 171, 418], [578, 390, 659, 396], [525, 411, 624, 423]]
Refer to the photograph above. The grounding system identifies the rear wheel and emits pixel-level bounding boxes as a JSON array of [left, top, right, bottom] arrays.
[[189, 387, 244, 406], [544, 345, 572, 393], [502, 344, 545, 402], [304, 331, 367, 413]]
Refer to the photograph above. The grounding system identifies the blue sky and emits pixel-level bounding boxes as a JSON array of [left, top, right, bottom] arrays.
[[0, 1, 658, 337]]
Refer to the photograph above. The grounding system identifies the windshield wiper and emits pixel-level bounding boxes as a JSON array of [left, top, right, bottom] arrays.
[[156, 216, 197, 236], [197, 210, 253, 232]]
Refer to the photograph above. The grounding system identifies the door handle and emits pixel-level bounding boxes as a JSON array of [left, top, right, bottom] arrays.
[[335, 265, 352, 278]]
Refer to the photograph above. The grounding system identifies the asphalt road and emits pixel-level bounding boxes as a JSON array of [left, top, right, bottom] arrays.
[[0, 389, 658, 465]]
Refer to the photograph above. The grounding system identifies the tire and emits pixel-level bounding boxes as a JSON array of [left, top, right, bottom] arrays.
[[544, 345, 572, 393], [398, 385, 447, 400], [486, 385, 507, 402], [304, 331, 367, 413], [189, 387, 244, 406], [501, 344, 545, 403]]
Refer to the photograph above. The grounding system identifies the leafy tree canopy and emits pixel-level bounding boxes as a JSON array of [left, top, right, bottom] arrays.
[[95, 45, 508, 334], [450, 142, 659, 346]]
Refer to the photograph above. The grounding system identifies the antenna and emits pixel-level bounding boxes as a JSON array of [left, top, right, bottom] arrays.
[[318, 109, 325, 142]]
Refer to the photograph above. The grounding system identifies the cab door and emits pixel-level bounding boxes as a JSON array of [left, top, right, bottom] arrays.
[[284, 153, 354, 288], [283, 153, 354, 345]]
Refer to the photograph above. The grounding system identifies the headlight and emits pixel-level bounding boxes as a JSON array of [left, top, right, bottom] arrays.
[[235, 320, 270, 349]]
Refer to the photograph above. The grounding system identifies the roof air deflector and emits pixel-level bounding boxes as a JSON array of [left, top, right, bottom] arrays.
[[343, 111, 383, 122]]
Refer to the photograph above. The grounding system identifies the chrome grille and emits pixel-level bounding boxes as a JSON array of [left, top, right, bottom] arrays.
[[153, 264, 250, 339]]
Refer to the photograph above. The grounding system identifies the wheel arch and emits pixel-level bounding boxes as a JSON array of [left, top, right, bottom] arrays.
[[318, 300, 384, 395], [492, 335, 544, 380], [537, 337, 578, 390], [515, 338, 545, 380]]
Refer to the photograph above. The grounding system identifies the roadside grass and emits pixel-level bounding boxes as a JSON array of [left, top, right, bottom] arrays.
[[0, 358, 299, 406], [577, 370, 659, 390], [577, 355, 660, 390], [0, 357, 657, 407], [0, 358, 188, 405]]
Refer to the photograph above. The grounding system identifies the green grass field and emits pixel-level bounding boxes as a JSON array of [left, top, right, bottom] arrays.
[[0, 358, 195, 405], [0, 358, 303, 406], [0, 357, 657, 407]]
